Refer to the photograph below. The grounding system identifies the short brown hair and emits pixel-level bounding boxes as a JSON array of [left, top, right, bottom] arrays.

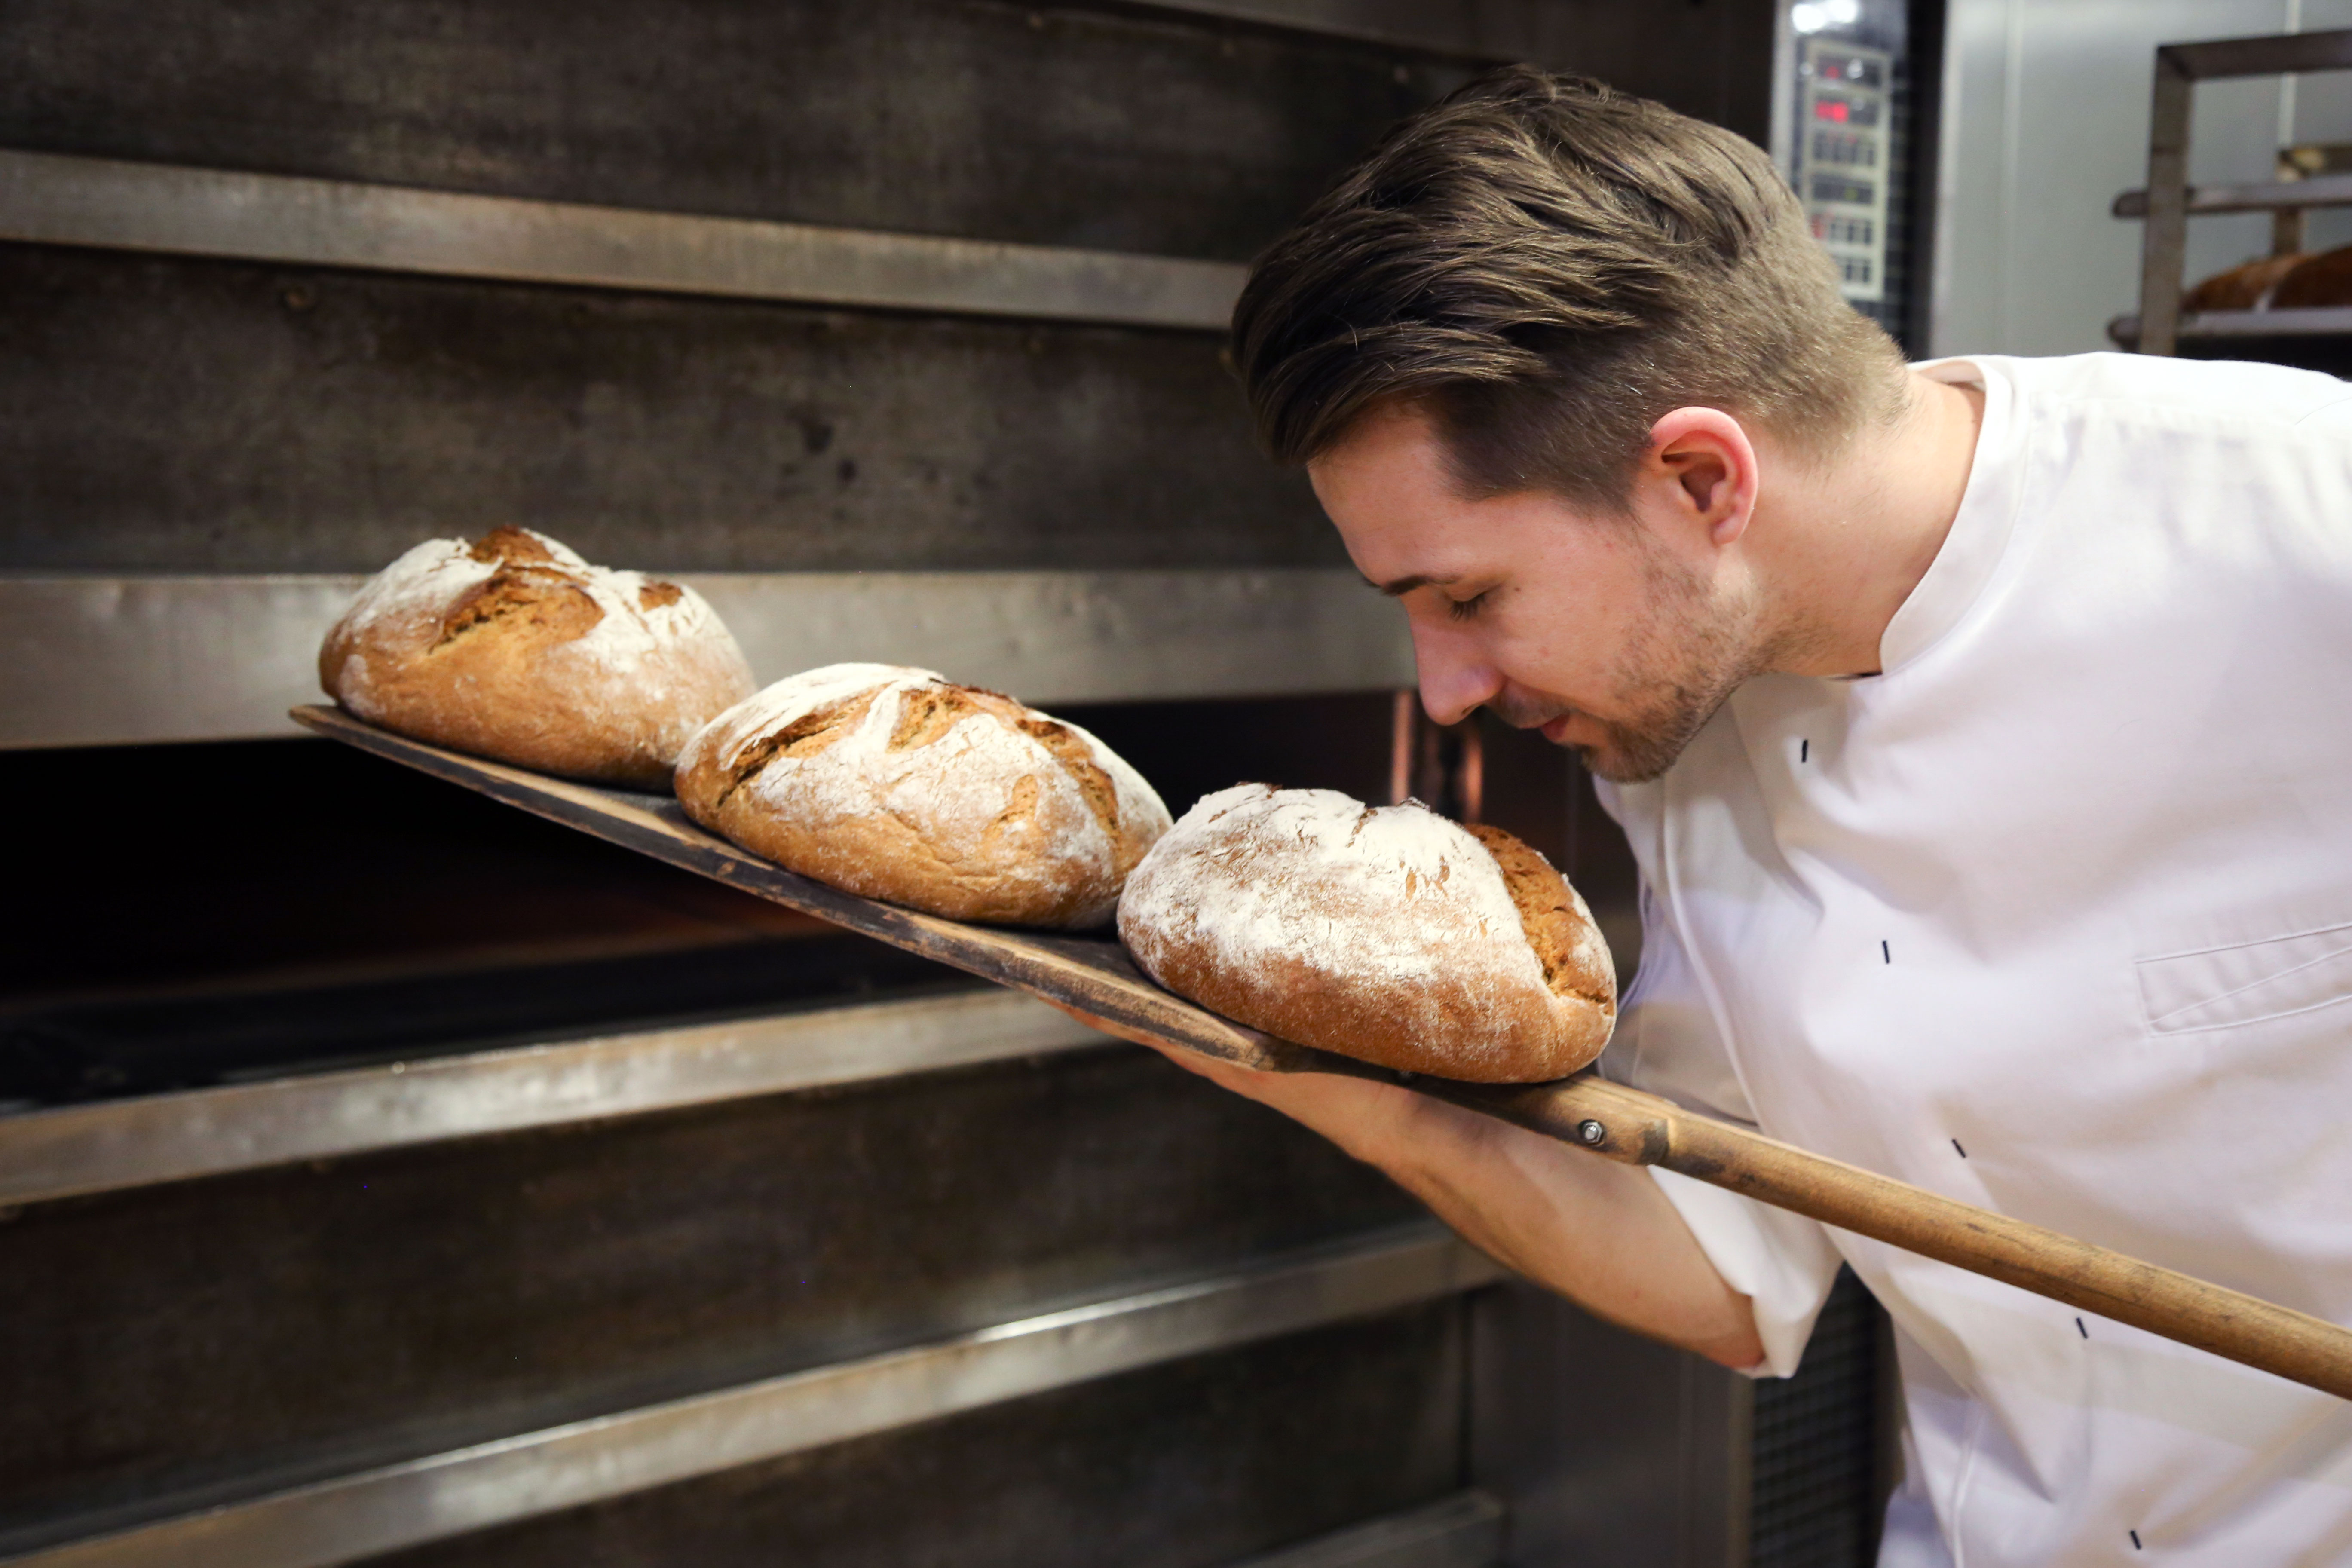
[[1231, 67, 1905, 506]]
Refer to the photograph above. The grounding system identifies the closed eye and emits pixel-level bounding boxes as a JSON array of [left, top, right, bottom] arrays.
[[1446, 591, 1488, 622]]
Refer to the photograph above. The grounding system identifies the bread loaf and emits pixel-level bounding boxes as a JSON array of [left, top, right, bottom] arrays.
[[1118, 784, 1615, 1082], [2272, 245, 2352, 309], [2184, 252, 2308, 312], [320, 528, 755, 787], [674, 664, 1172, 928]]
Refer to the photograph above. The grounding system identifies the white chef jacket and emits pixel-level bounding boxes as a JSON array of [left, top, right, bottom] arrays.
[[1594, 352, 2352, 1566]]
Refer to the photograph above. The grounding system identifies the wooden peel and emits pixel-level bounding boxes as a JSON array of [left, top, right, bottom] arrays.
[[292, 705, 2352, 1401]]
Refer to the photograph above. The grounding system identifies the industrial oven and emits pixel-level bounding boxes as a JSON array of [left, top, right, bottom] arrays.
[[0, 4, 1903, 1564]]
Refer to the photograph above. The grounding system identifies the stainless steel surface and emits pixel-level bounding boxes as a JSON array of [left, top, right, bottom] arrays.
[[0, 570, 1414, 748], [2114, 169, 2352, 217], [2, 575, 364, 749], [1231, 1491, 1504, 1568], [3, 1226, 1504, 1568], [0, 990, 1101, 1208], [696, 570, 1414, 705], [0, 151, 1245, 331], [2109, 303, 2352, 341]]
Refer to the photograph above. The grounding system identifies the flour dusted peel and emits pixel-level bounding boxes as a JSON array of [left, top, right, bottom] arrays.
[[321, 527, 755, 787], [1118, 785, 1616, 1083], [674, 664, 1173, 929]]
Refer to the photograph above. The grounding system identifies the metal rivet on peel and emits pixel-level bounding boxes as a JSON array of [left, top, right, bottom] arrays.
[[1576, 1120, 1606, 1146]]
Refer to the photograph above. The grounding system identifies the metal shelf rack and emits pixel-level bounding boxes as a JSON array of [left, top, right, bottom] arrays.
[[2110, 28, 2352, 354]]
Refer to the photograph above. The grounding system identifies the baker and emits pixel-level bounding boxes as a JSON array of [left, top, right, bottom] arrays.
[[1070, 67, 2352, 1564]]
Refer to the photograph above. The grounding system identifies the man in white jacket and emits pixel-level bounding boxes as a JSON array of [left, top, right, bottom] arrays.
[[1095, 67, 2352, 1564]]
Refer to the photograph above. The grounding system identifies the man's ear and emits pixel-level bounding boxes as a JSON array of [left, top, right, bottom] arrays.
[[1643, 407, 1759, 548]]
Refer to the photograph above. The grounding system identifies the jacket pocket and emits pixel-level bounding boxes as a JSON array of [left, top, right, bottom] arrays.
[[2137, 919, 2352, 1034]]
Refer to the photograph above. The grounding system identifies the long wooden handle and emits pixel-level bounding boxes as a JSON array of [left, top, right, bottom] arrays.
[[1130, 1011, 2352, 1400], [1411, 1073, 2352, 1400], [293, 707, 2352, 1403]]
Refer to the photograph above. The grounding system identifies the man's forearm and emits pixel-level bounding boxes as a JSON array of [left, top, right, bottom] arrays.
[[1156, 1046, 1765, 1369], [1364, 1090, 1764, 1368]]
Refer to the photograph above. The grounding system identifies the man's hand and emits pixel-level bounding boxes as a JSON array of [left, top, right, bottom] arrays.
[[1044, 997, 1766, 1371]]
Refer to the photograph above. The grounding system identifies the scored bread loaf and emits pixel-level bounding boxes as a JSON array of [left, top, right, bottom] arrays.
[[1118, 784, 1616, 1082], [674, 663, 1173, 928], [321, 527, 754, 787]]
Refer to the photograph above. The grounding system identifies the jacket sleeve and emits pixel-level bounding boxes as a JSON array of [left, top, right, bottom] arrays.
[[1592, 782, 1846, 1378]]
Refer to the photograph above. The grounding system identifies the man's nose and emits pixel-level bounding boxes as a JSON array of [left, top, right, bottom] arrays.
[[1412, 626, 1501, 727]]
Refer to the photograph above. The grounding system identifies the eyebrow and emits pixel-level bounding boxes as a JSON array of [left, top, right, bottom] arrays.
[[1362, 572, 1456, 598]]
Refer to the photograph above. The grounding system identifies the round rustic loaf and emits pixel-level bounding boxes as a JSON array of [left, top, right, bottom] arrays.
[[321, 527, 755, 787], [674, 663, 1173, 928], [1118, 784, 1616, 1082]]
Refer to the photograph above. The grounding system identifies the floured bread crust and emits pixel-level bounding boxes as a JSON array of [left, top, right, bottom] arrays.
[[674, 663, 1173, 928], [320, 528, 756, 787], [1118, 784, 1616, 1082]]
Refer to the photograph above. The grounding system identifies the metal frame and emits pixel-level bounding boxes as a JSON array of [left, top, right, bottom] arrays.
[[0, 570, 1414, 750], [2114, 169, 2352, 220], [0, 1226, 1503, 1568], [2129, 29, 2352, 355], [2109, 303, 2352, 345], [0, 150, 1244, 332], [0, 989, 1102, 1208]]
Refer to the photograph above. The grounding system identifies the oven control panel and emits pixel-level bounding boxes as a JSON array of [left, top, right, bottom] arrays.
[[1798, 39, 1892, 303]]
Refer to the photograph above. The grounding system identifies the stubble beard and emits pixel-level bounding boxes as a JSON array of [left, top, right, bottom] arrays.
[[1500, 545, 1765, 786]]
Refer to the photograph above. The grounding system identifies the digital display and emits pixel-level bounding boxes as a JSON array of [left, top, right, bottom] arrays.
[[1795, 38, 1890, 304], [1813, 94, 1881, 127]]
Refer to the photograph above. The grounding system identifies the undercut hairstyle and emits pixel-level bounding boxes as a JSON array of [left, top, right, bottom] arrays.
[[1231, 67, 1908, 507]]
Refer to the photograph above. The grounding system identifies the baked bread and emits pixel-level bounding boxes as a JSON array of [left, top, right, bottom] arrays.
[[2272, 245, 2352, 309], [1118, 784, 1615, 1082], [321, 527, 756, 787], [2184, 252, 2309, 312], [674, 664, 1172, 928]]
